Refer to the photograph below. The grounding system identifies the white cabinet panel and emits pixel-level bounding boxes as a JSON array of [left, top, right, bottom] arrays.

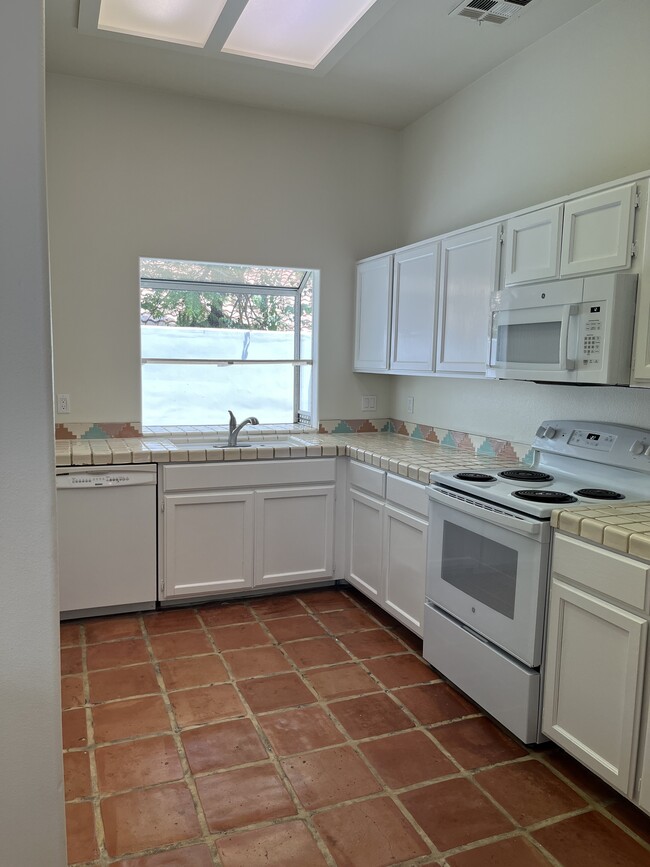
[[560, 183, 637, 276], [504, 205, 563, 284], [638, 711, 650, 813], [390, 241, 438, 372], [163, 491, 254, 598], [254, 485, 334, 587], [354, 255, 392, 371], [383, 504, 427, 636], [542, 578, 646, 795], [436, 224, 500, 374], [348, 489, 384, 600]]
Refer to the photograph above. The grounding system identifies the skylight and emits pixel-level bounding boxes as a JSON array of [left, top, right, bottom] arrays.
[[97, 0, 228, 48], [222, 0, 381, 69]]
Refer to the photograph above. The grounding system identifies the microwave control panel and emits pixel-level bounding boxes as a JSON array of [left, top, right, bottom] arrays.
[[578, 303, 605, 367]]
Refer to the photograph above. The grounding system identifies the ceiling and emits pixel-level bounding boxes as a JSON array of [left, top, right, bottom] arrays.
[[45, 0, 601, 130]]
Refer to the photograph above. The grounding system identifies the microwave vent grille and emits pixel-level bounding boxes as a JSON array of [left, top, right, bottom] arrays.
[[451, 0, 535, 24]]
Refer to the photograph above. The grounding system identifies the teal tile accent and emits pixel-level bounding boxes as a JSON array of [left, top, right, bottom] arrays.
[[477, 440, 497, 457], [523, 448, 536, 466], [382, 419, 394, 433], [81, 424, 110, 439], [331, 420, 355, 434], [411, 425, 425, 440], [441, 432, 457, 449]]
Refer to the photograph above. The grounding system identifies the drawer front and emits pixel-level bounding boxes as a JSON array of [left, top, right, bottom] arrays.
[[163, 458, 336, 492], [348, 460, 386, 497], [385, 474, 428, 517], [553, 533, 649, 611]]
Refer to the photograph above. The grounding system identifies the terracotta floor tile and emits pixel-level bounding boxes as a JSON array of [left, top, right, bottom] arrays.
[[360, 730, 457, 788], [112, 844, 214, 867], [328, 693, 414, 740], [86, 637, 150, 670], [543, 746, 619, 803], [169, 683, 246, 728], [66, 801, 98, 864], [63, 750, 92, 800], [60, 622, 82, 646], [265, 615, 326, 642], [532, 810, 650, 867], [477, 758, 588, 825], [101, 781, 201, 857], [181, 717, 268, 774], [259, 705, 345, 756], [197, 763, 296, 832], [159, 654, 229, 691], [433, 716, 528, 770], [400, 777, 514, 851], [149, 630, 213, 660], [283, 636, 351, 668], [249, 595, 305, 619], [61, 675, 85, 710], [61, 645, 83, 676], [96, 734, 184, 793], [217, 819, 328, 867], [346, 591, 400, 625], [84, 614, 142, 643], [394, 682, 477, 725], [238, 672, 315, 713], [317, 608, 381, 634], [89, 662, 159, 703], [364, 654, 438, 688], [223, 646, 293, 679], [338, 629, 405, 659], [608, 797, 650, 845], [210, 621, 272, 650], [198, 603, 254, 626], [62, 708, 89, 750], [446, 836, 555, 867], [306, 662, 379, 700], [281, 745, 381, 809], [92, 695, 170, 743], [144, 608, 201, 634], [313, 796, 430, 867], [299, 589, 357, 612]]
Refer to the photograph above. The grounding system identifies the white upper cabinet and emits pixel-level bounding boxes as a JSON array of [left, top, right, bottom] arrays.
[[560, 182, 638, 276], [390, 240, 439, 372], [504, 205, 563, 285], [436, 224, 501, 375], [354, 255, 392, 372]]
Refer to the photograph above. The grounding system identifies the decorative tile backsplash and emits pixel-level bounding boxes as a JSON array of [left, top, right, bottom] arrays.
[[55, 422, 142, 440]]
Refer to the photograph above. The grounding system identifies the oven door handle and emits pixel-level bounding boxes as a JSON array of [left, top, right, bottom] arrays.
[[428, 486, 543, 537]]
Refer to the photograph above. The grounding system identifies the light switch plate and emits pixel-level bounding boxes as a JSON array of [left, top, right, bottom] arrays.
[[362, 395, 377, 411], [407, 396, 415, 414]]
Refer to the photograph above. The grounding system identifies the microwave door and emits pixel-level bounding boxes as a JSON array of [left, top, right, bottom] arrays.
[[490, 304, 578, 380]]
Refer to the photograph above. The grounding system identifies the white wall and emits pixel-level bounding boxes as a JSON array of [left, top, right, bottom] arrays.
[[393, 0, 650, 442], [46, 75, 399, 425], [0, 3, 66, 866]]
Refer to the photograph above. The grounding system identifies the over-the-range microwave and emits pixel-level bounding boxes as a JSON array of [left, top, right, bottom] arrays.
[[487, 272, 638, 384]]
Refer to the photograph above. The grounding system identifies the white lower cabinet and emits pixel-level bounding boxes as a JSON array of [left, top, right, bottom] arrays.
[[542, 533, 650, 808], [346, 461, 427, 636], [160, 459, 336, 601]]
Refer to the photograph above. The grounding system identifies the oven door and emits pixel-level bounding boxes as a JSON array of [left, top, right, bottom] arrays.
[[427, 486, 550, 667]]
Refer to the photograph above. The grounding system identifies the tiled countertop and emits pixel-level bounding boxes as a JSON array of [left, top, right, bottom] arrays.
[[552, 503, 650, 561]]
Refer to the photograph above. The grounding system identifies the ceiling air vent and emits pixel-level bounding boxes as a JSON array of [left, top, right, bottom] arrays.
[[450, 0, 535, 25]]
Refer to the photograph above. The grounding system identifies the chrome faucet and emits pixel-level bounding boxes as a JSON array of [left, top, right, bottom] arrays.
[[228, 410, 259, 446]]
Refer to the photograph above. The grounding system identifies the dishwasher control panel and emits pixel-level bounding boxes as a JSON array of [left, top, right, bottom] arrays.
[[56, 470, 157, 488]]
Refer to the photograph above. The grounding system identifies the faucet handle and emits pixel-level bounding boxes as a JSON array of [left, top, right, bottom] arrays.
[[228, 410, 236, 429]]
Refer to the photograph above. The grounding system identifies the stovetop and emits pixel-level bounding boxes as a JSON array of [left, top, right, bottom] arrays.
[[431, 421, 650, 519]]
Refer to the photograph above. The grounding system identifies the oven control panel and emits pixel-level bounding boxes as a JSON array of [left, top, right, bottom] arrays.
[[533, 420, 650, 471], [567, 429, 616, 452]]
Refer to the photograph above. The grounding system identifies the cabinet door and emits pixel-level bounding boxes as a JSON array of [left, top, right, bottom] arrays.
[[162, 491, 254, 599], [636, 708, 650, 814], [560, 183, 637, 276], [383, 504, 427, 637], [390, 241, 438, 372], [347, 488, 384, 601], [354, 256, 392, 372], [436, 224, 500, 374], [504, 205, 563, 284], [254, 485, 334, 587], [542, 578, 647, 795]]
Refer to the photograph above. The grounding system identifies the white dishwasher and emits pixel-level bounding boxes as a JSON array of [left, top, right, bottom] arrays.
[[56, 465, 157, 620]]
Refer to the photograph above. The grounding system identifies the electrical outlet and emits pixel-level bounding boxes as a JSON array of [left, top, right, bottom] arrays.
[[407, 396, 415, 414], [361, 395, 377, 411], [57, 394, 71, 414]]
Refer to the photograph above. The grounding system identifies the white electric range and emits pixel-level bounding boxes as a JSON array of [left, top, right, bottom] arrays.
[[424, 421, 650, 744]]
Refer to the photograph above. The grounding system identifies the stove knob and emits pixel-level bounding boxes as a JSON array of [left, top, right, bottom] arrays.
[[644, 446, 650, 459], [544, 426, 557, 439], [630, 440, 645, 456], [536, 425, 548, 438]]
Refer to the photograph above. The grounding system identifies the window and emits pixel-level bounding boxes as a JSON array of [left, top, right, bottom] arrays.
[[140, 258, 315, 426]]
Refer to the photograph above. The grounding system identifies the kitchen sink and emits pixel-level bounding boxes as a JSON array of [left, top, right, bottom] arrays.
[[176, 437, 311, 450]]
